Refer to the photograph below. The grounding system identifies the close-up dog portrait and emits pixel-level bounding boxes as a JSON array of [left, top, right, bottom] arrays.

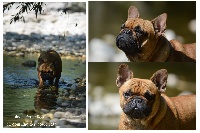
[[88, 62, 196, 130], [116, 6, 196, 62], [89, 1, 196, 62], [116, 64, 196, 130]]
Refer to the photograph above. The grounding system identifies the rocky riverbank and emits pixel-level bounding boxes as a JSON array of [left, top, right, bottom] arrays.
[[3, 32, 86, 59], [3, 2, 86, 59]]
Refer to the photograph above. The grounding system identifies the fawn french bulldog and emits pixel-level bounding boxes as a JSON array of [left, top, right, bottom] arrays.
[[116, 64, 196, 129], [116, 6, 196, 62]]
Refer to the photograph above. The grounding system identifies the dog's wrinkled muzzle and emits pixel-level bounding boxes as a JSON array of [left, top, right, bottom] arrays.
[[116, 29, 141, 55], [123, 97, 151, 119], [40, 71, 54, 81]]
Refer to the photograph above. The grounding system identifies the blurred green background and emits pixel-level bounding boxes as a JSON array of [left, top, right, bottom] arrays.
[[89, 1, 196, 42]]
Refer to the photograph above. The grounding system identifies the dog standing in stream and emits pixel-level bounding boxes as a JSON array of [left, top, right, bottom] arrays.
[[37, 50, 62, 88]]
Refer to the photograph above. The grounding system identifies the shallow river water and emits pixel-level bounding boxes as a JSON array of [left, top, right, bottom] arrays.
[[3, 54, 86, 127]]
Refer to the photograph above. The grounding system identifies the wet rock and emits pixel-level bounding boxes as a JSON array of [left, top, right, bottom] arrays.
[[56, 97, 63, 105], [41, 108, 50, 114], [34, 120, 39, 126], [75, 123, 86, 128], [16, 52, 25, 57], [22, 60, 36, 67], [56, 120, 69, 126], [17, 44, 27, 50], [7, 51, 17, 56], [61, 101, 71, 107], [58, 124, 77, 128], [56, 107, 64, 112], [63, 111, 74, 118], [54, 111, 65, 118], [80, 108, 86, 115], [49, 118, 59, 124], [43, 113, 54, 120], [43, 116, 51, 122], [66, 118, 82, 123]]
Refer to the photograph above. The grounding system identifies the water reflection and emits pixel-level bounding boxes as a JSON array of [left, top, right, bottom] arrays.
[[34, 86, 58, 111]]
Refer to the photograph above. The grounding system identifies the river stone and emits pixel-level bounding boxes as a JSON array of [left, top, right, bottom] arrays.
[[75, 123, 86, 128], [66, 118, 81, 123], [43, 116, 51, 122], [57, 124, 77, 128], [16, 52, 25, 57], [17, 44, 26, 50], [56, 97, 63, 105], [54, 111, 65, 118], [22, 60, 36, 67], [63, 111, 73, 118], [49, 118, 59, 124], [80, 108, 86, 115], [7, 51, 17, 56], [56, 107, 64, 111], [43, 113, 54, 120], [41, 108, 50, 114], [72, 109, 82, 116], [61, 102, 71, 107], [56, 120, 69, 126]]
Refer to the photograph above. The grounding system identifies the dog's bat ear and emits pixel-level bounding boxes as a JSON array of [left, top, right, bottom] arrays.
[[128, 6, 140, 20], [151, 13, 167, 36], [116, 64, 134, 88], [150, 69, 168, 93]]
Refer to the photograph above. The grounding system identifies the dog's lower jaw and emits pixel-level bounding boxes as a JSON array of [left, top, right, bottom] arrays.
[[126, 36, 171, 62], [119, 112, 146, 130], [119, 93, 169, 130]]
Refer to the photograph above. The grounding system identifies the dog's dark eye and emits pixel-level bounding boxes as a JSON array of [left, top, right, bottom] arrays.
[[123, 90, 133, 99], [134, 25, 142, 32], [144, 90, 154, 100], [121, 23, 125, 29], [134, 25, 148, 36]]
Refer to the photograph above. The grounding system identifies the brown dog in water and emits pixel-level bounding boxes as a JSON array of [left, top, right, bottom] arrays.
[[116, 64, 196, 129], [37, 50, 62, 88], [116, 6, 196, 62]]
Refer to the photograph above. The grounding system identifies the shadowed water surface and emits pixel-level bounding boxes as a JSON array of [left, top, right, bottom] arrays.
[[3, 54, 86, 127]]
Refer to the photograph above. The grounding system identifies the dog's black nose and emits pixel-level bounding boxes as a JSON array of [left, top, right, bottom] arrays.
[[134, 99, 142, 104]]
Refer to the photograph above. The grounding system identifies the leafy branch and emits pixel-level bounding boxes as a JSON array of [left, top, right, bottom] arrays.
[[3, 2, 43, 24]]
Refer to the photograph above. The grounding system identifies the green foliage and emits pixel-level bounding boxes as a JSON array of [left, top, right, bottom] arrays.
[[3, 2, 43, 24], [3, 2, 86, 24]]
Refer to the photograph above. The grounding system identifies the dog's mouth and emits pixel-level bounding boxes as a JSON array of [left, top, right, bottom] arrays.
[[123, 97, 151, 119], [116, 25, 148, 55], [40, 71, 54, 81]]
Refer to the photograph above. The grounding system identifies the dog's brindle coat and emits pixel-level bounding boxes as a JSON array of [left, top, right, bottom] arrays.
[[37, 50, 62, 88], [116, 6, 196, 62]]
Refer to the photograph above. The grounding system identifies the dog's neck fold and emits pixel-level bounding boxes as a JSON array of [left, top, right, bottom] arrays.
[[126, 35, 171, 62], [142, 93, 167, 129], [150, 35, 171, 62]]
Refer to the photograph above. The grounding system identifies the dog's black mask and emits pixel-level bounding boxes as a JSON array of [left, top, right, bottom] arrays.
[[123, 96, 151, 119], [40, 71, 54, 81], [116, 25, 148, 55]]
